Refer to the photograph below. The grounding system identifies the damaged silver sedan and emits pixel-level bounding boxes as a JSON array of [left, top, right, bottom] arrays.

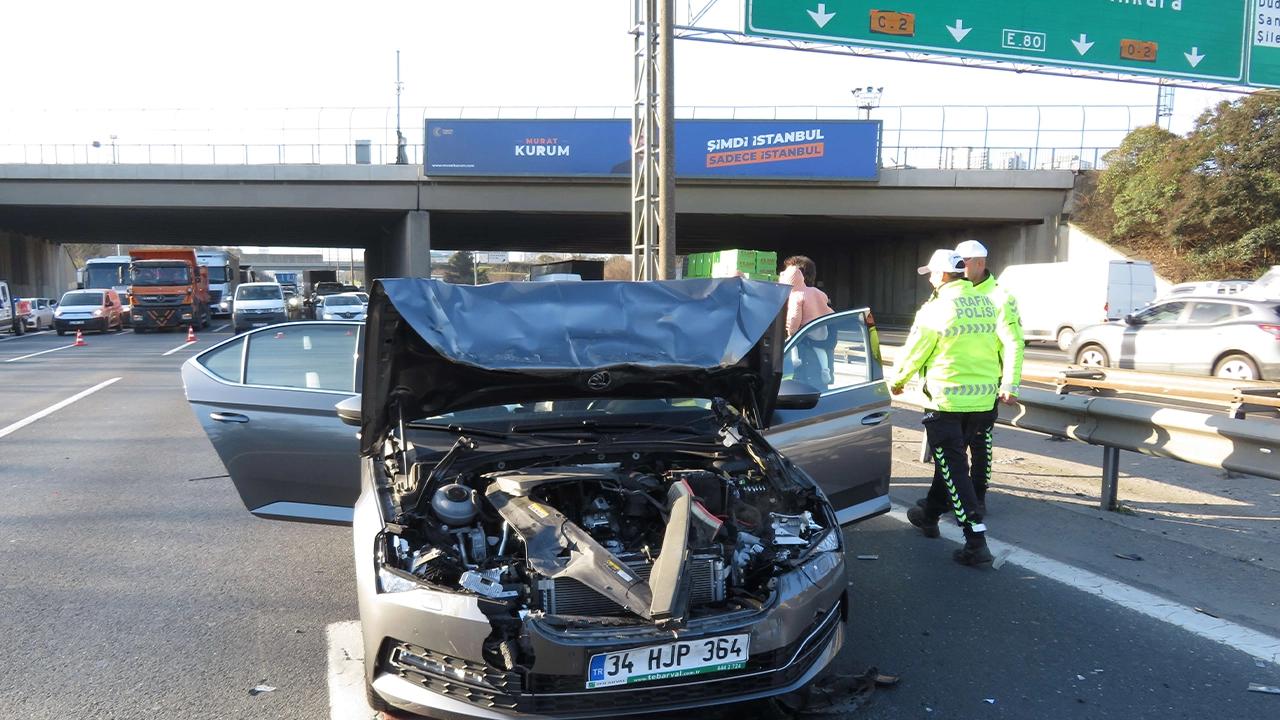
[[182, 277, 892, 718]]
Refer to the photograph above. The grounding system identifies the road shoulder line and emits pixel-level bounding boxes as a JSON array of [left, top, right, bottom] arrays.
[[886, 503, 1280, 664], [0, 377, 122, 439]]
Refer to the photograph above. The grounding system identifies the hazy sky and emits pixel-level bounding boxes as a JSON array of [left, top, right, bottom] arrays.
[[0, 0, 1243, 139]]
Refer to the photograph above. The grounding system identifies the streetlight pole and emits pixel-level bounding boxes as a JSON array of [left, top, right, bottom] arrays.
[[851, 87, 884, 120]]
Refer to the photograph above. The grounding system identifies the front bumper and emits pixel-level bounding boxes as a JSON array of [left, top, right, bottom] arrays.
[[131, 304, 195, 329], [233, 311, 288, 328], [55, 317, 107, 332]]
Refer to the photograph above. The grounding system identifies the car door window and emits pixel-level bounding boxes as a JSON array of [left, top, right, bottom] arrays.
[[1135, 302, 1187, 325], [198, 337, 246, 383], [783, 311, 876, 392], [244, 324, 359, 392], [1187, 302, 1233, 325]]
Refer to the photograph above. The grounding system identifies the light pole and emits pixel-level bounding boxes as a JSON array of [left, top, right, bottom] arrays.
[[394, 50, 407, 165], [851, 87, 884, 120], [91, 135, 119, 164]]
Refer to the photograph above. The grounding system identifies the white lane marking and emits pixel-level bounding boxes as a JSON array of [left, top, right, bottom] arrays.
[[887, 503, 1280, 664], [0, 330, 51, 343], [162, 341, 198, 356], [0, 377, 122, 440], [213, 324, 229, 332], [326, 621, 377, 720], [4, 343, 77, 363]]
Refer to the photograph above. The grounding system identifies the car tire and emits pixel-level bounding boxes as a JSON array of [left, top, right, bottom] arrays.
[[1075, 344, 1110, 368], [1056, 327, 1076, 351], [56, 328, 65, 337], [364, 680, 391, 714], [1214, 353, 1260, 381]]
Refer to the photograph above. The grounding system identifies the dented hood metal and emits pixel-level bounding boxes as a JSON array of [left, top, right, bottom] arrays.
[[359, 277, 788, 455]]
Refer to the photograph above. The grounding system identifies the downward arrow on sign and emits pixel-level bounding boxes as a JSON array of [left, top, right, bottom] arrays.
[[1184, 47, 1205, 68], [946, 19, 972, 43], [807, 3, 835, 29], [1071, 34, 1094, 56]]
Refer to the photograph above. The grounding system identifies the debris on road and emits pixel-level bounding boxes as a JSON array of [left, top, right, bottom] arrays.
[[1114, 553, 1144, 561], [786, 667, 899, 717], [249, 684, 276, 696], [983, 698, 996, 704], [856, 554, 880, 560], [1193, 607, 1220, 619], [1247, 683, 1280, 695]]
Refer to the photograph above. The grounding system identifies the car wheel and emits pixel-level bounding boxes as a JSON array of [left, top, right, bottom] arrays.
[[56, 328, 65, 337], [1075, 344, 1110, 368], [1056, 327, 1076, 351], [1214, 353, 1259, 381]]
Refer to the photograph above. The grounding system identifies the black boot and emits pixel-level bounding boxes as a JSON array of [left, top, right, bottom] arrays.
[[953, 536, 994, 567], [907, 505, 940, 539]]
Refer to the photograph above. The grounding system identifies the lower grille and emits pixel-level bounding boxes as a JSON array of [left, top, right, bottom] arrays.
[[386, 643, 522, 710], [539, 552, 725, 616]]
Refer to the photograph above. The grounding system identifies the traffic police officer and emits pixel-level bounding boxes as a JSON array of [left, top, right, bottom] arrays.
[[955, 239, 1023, 514], [891, 249, 1002, 566]]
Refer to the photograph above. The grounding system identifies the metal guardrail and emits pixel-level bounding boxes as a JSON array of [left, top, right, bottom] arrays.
[[1029, 367, 1280, 419], [1004, 388, 1280, 510]]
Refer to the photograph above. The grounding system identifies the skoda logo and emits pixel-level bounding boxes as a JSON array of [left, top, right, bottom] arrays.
[[587, 371, 612, 391]]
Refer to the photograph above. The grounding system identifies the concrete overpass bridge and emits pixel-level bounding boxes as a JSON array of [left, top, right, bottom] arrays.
[[0, 164, 1077, 321]]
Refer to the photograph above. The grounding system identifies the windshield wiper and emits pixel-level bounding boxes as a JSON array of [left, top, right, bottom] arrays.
[[407, 422, 515, 441]]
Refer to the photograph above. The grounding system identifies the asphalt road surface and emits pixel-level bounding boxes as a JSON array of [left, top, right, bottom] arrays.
[[1, 324, 1277, 719]]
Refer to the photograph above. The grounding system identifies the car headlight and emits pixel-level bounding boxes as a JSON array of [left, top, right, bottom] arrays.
[[91, 309, 103, 317], [54, 309, 62, 318], [813, 528, 842, 553], [377, 566, 420, 594]]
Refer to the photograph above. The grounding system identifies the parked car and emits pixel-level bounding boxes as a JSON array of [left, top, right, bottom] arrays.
[[182, 278, 892, 718], [999, 259, 1157, 350], [231, 282, 289, 334], [1158, 280, 1252, 300], [23, 298, 56, 331], [316, 293, 367, 321], [1, 281, 32, 335], [54, 289, 124, 335], [1068, 295, 1280, 380]]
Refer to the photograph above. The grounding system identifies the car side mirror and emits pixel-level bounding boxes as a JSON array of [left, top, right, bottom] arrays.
[[775, 379, 821, 410], [336, 395, 362, 427], [1123, 314, 1139, 325]]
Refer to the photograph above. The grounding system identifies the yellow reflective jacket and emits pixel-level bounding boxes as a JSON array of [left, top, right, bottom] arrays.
[[890, 279, 1002, 412], [971, 271, 1024, 396]]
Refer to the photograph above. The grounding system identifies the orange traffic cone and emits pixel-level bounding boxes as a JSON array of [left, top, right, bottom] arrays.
[[186, 325, 197, 343], [73, 329, 86, 347]]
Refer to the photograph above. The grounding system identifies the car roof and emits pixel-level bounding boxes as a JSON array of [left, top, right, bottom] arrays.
[[238, 282, 281, 287]]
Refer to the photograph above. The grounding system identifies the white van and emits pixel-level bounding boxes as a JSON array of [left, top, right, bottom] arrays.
[[997, 260, 1157, 350], [231, 282, 289, 334], [1245, 265, 1280, 299]]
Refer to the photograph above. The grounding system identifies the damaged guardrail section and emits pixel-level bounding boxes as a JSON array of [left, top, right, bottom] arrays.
[[1001, 388, 1280, 508]]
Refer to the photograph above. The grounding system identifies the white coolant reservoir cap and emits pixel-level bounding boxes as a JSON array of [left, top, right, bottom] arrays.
[[432, 483, 478, 526]]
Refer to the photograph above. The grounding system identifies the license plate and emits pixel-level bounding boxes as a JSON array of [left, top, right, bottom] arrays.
[[586, 634, 749, 689], [251, 322, 267, 327], [69, 320, 85, 325]]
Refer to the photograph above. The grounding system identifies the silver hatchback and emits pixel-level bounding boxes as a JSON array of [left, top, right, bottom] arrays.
[[1068, 296, 1280, 380]]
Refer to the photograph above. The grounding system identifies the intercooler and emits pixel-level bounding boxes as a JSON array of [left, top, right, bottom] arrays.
[[537, 552, 726, 616]]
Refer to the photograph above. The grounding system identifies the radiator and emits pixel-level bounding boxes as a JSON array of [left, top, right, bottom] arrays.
[[538, 552, 726, 616]]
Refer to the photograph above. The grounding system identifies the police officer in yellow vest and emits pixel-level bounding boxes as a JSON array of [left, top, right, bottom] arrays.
[[955, 239, 1023, 514], [891, 249, 1002, 566]]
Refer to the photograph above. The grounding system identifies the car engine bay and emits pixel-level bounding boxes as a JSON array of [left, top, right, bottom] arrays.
[[376, 434, 841, 633]]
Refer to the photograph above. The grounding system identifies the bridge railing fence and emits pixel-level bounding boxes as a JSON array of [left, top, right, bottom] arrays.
[[0, 104, 1146, 170]]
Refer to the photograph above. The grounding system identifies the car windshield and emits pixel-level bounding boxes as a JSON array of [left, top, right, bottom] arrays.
[[85, 264, 129, 288], [325, 295, 361, 306], [132, 265, 191, 285], [236, 285, 282, 300], [204, 266, 230, 283], [61, 291, 104, 306]]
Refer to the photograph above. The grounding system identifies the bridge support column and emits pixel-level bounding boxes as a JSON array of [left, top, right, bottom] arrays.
[[389, 210, 431, 280]]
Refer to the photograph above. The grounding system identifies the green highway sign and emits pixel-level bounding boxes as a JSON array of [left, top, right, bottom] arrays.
[[1252, 0, 1280, 88], [746, 1, 1253, 84]]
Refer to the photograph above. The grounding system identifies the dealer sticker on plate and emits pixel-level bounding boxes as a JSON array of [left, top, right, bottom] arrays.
[[586, 634, 749, 689]]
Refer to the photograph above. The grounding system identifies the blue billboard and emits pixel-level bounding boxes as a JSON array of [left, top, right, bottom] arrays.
[[424, 119, 880, 181]]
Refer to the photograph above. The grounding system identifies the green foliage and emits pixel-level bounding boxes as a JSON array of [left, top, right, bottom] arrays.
[[441, 251, 488, 285], [1076, 92, 1280, 281]]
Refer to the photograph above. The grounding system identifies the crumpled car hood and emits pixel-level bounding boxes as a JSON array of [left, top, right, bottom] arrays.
[[359, 277, 788, 455]]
